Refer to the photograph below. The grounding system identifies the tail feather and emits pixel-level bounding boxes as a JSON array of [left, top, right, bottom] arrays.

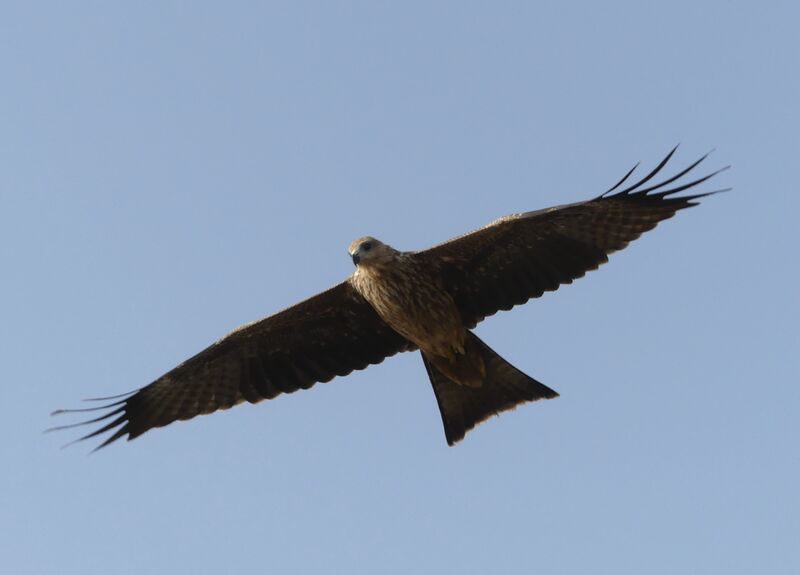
[[422, 332, 558, 445]]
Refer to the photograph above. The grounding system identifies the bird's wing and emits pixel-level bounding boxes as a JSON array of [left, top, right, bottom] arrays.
[[51, 280, 414, 449], [417, 148, 728, 328]]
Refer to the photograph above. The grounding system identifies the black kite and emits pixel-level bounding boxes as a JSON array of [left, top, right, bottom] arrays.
[[51, 148, 727, 449]]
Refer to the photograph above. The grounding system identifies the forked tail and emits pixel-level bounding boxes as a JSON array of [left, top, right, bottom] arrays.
[[422, 332, 558, 445]]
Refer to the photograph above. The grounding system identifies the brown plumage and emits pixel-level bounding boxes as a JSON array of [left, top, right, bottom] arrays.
[[50, 147, 728, 449]]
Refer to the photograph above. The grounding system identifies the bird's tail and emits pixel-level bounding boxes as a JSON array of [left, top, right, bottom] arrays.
[[421, 332, 558, 446]]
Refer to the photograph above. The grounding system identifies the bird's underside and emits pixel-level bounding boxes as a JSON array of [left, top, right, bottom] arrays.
[[50, 147, 728, 450]]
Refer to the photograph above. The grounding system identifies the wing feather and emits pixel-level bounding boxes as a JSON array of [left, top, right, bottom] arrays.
[[51, 280, 414, 449], [418, 150, 728, 327]]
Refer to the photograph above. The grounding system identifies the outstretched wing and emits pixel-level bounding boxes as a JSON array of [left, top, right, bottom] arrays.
[[51, 280, 414, 449], [417, 148, 728, 328]]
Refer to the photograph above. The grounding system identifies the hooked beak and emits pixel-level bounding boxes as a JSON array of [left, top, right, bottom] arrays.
[[351, 251, 360, 265]]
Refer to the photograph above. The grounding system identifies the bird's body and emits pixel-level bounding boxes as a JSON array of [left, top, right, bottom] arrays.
[[349, 241, 481, 385], [51, 148, 728, 449], [351, 244, 464, 357]]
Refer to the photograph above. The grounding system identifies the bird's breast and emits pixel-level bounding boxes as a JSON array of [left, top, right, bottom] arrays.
[[352, 261, 465, 357]]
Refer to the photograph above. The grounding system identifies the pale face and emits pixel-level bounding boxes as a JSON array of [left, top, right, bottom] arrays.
[[348, 236, 396, 266]]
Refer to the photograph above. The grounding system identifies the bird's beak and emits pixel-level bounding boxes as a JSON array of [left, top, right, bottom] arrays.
[[351, 251, 360, 266]]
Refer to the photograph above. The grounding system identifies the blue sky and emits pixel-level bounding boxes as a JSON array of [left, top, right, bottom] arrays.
[[3, 2, 798, 574]]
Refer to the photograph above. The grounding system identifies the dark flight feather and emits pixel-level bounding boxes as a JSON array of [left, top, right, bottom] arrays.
[[419, 149, 728, 327], [50, 282, 413, 449]]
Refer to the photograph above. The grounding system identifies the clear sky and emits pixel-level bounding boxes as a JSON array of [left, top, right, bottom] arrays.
[[3, 2, 798, 574]]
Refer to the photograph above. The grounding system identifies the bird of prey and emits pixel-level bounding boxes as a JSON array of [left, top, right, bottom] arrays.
[[51, 148, 727, 450]]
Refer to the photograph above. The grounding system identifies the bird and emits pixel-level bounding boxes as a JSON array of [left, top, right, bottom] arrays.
[[50, 147, 728, 450]]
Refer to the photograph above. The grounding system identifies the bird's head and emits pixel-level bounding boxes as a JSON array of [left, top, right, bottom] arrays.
[[348, 236, 396, 267]]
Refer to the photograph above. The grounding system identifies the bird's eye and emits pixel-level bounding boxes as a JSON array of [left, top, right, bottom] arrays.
[[362, 242, 373, 252]]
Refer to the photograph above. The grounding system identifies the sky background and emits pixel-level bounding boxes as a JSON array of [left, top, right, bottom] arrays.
[[2, 2, 798, 574]]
